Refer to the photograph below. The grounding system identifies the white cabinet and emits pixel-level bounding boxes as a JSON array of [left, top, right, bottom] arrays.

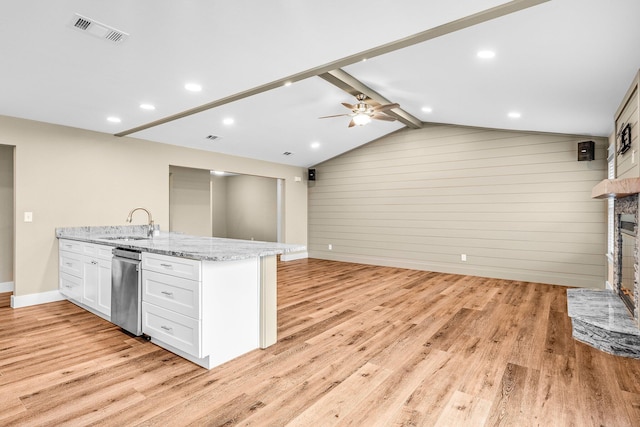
[[59, 239, 112, 318], [141, 252, 260, 369], [141, 255, 202, 356]]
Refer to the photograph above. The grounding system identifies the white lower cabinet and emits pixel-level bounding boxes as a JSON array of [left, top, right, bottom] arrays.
[[59, 239, 112, 318], [141, 252, 260, 369]]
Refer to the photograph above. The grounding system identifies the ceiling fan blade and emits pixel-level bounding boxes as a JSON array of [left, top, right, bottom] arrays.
[[348, 119, 356, 128], [372, 113, 397, 122], [341, 102, 356, 110], [319, 113, 350, 119], [372, 103, 399, 112]]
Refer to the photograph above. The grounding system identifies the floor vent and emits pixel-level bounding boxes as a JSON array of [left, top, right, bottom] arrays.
[[69, 13, 129, 44]]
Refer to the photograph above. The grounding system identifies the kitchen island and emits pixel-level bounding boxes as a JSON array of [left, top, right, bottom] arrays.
[[56, 225, 305, 369]]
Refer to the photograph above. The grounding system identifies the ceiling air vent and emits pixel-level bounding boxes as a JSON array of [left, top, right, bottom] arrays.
[[205, 135, 220, 141], [69, 13, 129, 44]]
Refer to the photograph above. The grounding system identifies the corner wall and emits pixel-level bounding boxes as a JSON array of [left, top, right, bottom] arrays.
[[0, 115, 308, 299], [309, 124, 607, 288]]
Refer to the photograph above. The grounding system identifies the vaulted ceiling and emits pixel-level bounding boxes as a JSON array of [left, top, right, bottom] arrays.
[[1, 0, 639, 167]]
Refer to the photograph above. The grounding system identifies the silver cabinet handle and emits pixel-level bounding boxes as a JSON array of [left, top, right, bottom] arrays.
[[160, 325, 172, 332], [91, 260, 98, 265], [160, 263, 173, 269], [65, 262, 73, 267], [160, 291, 173, 297]]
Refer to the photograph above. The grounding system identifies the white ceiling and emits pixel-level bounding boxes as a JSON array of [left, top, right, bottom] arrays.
[[1, 0, 639, 168]]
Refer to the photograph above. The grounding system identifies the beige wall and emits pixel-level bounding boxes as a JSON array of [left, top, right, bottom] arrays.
[[0, 144, 13, 283], [169, 166, 212, 236], [309, 124, 608, 288], [0, 115, 307, 297], [211, 175, 228, 237], [226, 174, 277, 242]]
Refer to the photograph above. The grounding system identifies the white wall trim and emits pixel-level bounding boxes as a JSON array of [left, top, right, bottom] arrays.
[[0, 281, 14, 292], [280, 251, 308, 262], [11, 290, 66, 308]]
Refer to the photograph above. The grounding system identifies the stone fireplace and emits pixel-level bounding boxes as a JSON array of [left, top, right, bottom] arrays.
[[566, 178, 640, 359], [615, 196, 638, 320]]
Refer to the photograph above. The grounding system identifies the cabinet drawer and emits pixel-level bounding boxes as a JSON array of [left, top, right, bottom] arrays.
[[60, 252, 84, 278], [142, 253, 201, 281], [142, 270, 201, 319], [59, 239, 83, 254], [84, 242, 113, 260], [60, 271, 83, 302], [142, 302, 201, 357]]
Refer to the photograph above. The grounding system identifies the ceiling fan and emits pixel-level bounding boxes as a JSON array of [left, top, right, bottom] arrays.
[[319, 94, 399, 127]]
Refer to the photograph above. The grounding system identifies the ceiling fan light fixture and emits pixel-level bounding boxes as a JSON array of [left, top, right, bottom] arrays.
[[352, 113, 371, 126]]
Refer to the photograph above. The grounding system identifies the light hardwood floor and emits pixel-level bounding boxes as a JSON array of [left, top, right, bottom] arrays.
[[1, 259, 640, 426]]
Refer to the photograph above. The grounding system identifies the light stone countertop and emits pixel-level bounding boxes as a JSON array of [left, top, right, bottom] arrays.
[[56, 225, 306, 261]]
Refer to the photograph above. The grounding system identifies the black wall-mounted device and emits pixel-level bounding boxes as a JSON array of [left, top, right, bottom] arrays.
[[308, 168, 316, 181], [577, 141, 595, 161]]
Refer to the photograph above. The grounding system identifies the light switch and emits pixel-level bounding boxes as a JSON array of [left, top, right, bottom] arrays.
[[24, 212, 33, 222]]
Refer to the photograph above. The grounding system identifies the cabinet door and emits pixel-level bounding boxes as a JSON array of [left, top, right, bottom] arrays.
[[96, 258, 112, 317], [83, 258, 99, 309]]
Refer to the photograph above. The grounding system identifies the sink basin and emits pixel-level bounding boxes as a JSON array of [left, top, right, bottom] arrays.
[[100, 235, 149, 241]]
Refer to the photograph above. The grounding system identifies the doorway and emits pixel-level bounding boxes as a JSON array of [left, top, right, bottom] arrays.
[[169, 165, 281, 242], [0, 144, 15, 297]]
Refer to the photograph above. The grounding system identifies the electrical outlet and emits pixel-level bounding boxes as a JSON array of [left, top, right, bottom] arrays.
[[328, 244, 333, 250], [461, 254, 467, 262], [24, 212, 33, 222]]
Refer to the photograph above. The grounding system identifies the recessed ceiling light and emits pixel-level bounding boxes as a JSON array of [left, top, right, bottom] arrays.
[[185, 83, 202, 92], [311, 142, 320, 149], [508, 111, 521, 119], [222, 117, 234, 125], [421, 107, 433, 113], [139, 103, 155, 110], [477, 50, 496, 59], [107, 116, 121, 123]]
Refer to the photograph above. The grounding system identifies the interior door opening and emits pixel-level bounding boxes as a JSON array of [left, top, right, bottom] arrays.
[[169, 165, 282, 242], [0, 144, 15, 297]]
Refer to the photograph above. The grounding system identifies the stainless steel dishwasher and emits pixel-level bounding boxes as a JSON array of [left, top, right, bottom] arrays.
[[111, 247, 143, 336]]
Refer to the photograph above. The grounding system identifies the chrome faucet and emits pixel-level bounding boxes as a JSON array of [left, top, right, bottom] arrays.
[[126, 207, 154, 237]]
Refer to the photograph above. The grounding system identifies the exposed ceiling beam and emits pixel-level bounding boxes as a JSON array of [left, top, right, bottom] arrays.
[[115, 0, 550, 137], [319, 69, 423, 129]]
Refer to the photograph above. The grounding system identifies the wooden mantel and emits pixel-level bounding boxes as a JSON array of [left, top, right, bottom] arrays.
[[592, 177, 640, 199]]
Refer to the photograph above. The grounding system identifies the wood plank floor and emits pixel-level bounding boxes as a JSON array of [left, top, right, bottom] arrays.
[[1, 258, 640, 426]]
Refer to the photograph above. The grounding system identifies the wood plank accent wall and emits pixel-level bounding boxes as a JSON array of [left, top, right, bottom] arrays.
[[308, 124, 608, 288], [615, 71, 639, 180]]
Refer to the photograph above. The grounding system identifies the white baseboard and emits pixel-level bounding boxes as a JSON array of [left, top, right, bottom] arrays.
[[11, 290, 66, 308], [605, 281, 613, 290], [280, 251, 308, 262], [0, 281, 14, 292]]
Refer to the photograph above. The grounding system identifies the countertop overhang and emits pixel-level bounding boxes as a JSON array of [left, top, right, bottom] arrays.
[[56, 226, 306, 262], [592, 177, 640, 199]]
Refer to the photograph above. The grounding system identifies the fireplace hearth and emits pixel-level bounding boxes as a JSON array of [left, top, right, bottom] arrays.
[[566, 181, 640, 359]]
